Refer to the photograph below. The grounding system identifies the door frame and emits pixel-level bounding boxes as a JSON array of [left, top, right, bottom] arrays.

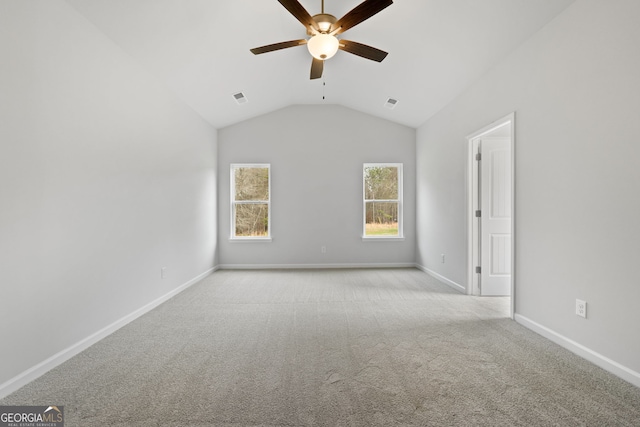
[[466, 112, 516, 317]]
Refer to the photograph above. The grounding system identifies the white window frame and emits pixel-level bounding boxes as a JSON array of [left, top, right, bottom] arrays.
[[362, 163, 404, 241], [230, 163, 271, 242]]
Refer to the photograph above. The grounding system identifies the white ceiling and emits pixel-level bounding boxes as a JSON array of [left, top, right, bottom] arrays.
[[64, 0, 575, 129]]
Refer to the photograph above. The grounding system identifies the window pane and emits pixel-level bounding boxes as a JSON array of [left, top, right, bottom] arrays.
[[235, 203, 269, 237], [365, 202, 398, 236], [364, 166, 398, 200], [235, 167, 269, 201]]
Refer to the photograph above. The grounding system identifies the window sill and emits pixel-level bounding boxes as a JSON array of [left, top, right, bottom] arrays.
[[229, 237, 272, 243], [362, 236, 405, 242]]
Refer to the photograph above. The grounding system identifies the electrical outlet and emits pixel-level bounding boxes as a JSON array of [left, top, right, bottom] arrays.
[[576, 299, 587, 318], [321, 246, 326, 254], [161, 267, 167, 279], [441, 254, 445, 263]]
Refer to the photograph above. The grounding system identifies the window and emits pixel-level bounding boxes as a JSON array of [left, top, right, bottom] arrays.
[[363, 163, 403, 238], [231, 164, 270, 239]]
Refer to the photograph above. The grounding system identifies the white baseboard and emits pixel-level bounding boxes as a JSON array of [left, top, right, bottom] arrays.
[[0, 267, 216, 399], [218, 263, 416, 270], [515, 314, 640, 388], [415, 264, 466, 293]]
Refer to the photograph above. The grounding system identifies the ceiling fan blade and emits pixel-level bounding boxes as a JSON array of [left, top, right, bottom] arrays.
[[277, 0, 319, 32], [333, 0, 393, 35], [250, 39, 307, 55], [338, 40, 388, 62], [310, 58, 323, 79]]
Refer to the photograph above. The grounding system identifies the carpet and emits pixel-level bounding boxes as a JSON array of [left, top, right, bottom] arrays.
[[2, 269, 639, 426]]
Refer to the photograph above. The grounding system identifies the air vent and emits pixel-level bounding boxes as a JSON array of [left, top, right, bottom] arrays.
[[384, 97, 398, 110], [233, 92, 248, 105]]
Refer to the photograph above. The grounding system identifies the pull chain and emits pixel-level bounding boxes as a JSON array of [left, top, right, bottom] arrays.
[[322, 81, 326, 100]]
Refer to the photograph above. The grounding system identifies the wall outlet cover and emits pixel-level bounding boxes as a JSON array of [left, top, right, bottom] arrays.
[[576, 299, 587, 318]]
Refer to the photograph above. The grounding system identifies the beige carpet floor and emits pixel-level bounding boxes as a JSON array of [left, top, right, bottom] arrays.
[[2, 268, 640, 426]]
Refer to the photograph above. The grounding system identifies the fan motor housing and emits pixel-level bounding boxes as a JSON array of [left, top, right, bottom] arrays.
[[308, 14, 337, 35]]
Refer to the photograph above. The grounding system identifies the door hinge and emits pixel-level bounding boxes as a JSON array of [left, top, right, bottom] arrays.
[[475, 266, 481, 274], [476, 153, 481, 161], [475, 210, 481, 218]]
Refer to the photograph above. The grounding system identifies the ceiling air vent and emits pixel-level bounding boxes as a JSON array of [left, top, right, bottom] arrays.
[[384, 98, 398, 110], [233, 92, 248, 105]]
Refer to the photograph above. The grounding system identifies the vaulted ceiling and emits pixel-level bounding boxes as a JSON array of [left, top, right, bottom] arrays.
[[65, 0, 575, 129]]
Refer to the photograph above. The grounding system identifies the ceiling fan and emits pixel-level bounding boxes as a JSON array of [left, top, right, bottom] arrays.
[[250, 0, 392, 80]]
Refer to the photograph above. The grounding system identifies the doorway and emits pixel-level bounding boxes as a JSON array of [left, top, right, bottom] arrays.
[[467, 113, 515, 317]]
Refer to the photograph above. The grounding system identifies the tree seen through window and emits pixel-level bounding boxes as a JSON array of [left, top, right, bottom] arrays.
[[232, 165, 270, 238], [364, 164, 402, 237]]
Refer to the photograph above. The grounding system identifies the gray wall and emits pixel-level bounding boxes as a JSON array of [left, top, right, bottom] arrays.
[[417, 0, 640, 376], [0, 1, 217, 387], [218, 105, 416, 267]]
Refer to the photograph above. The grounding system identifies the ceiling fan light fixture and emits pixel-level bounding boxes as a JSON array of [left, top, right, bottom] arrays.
[[307, 33, 339, 60], [250, 0, 393, 80]]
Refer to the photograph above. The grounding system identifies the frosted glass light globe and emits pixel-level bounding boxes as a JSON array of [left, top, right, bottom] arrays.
[[307, 34, 339, 60]]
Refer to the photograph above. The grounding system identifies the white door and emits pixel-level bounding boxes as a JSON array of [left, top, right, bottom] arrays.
[[480, 138, 511, 296]]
